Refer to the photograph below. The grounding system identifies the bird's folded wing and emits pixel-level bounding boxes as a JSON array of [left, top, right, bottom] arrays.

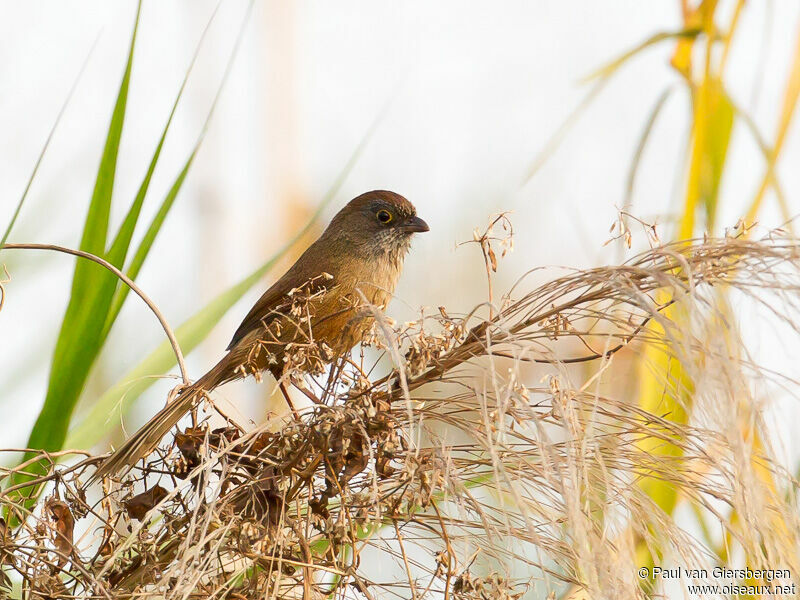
[[226, 271, 336, 351], [226, 277, 295, 350]]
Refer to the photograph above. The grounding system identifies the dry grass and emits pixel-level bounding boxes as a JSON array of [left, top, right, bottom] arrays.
[[2, 227, 800, 599]]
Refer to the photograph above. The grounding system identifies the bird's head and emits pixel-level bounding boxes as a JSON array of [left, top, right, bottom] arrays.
[[326, 190, 429, 254]]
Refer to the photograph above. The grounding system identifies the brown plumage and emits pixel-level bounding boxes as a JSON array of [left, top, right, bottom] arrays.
[[91, 191, 428, 482]]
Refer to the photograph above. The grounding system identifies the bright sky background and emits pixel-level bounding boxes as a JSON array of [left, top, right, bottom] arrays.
[[1, 1, 799, 479]]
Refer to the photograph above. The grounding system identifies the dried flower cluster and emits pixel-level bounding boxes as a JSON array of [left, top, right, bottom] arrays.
[[237, 273, 337, 380], [1, 232, 800, 598]]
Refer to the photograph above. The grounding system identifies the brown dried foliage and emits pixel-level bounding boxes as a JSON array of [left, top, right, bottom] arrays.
[[1, 230, 800, 598]]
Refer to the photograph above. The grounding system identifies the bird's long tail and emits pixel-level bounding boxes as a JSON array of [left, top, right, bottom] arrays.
[[89, 355, 235, 484]]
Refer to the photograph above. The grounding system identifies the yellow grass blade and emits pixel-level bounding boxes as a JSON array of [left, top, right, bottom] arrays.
[[719, 0, 745, 74], [636, 299, 693, 514], [679, 76, 733, 237], [583, 28, 701, 83]]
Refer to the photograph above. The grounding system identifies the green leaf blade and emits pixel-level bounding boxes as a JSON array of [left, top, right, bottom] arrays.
[[103, 153, 195, 340], [12, 4, 143, 508]]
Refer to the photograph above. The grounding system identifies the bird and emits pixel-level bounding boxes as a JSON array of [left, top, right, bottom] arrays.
[[89, 191, 428, 483]]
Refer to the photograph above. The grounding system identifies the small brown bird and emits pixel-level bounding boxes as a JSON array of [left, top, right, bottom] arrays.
[[91, 191, 428, 482]]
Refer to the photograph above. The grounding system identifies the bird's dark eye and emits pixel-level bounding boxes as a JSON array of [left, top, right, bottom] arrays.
[[376, 209, 393, 224]]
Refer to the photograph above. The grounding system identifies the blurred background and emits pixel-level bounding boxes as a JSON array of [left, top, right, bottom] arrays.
[[3, 0, 799, 455], [1, 3, 800, 591]]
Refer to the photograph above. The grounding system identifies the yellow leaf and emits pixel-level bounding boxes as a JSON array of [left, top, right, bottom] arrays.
[[584, 28, 701, 83], [680, 76, 734, 238], [636, 298, 693, 513]]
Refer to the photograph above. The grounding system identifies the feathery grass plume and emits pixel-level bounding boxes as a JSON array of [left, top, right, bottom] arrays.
[[1, 227, 799, 598]]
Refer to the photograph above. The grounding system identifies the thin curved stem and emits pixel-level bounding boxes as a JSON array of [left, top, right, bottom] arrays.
[[1, 242, 188, 384]]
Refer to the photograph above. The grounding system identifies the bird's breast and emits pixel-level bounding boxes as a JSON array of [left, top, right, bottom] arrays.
[[312, 250, 404, 347]]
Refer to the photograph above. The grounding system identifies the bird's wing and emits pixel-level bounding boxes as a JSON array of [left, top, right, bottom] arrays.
[[227, 234, 353, 352], [226, 276, 296, 350]]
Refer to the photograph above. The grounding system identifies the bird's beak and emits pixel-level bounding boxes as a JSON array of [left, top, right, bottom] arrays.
[[401, 215, 430, 233]]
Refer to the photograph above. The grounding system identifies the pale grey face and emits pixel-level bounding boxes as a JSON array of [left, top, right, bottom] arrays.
[[362, 199, 429, 255], [373, 224, 415, 256]]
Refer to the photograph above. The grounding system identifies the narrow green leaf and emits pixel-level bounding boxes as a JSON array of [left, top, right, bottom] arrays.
[[100, 9, 220, 339], [12, 3, 143, 505], [102, 153, 194, 340], [104, 99, 175, 274], [103, 2, 250, 339], [73, 5, 140, 275]]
